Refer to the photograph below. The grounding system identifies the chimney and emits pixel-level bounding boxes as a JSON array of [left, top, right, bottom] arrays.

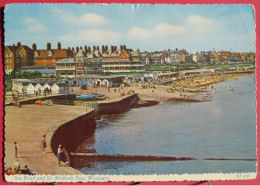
[[47, 43, 51, 50], [57, 42, 61, 50], [102, 45, 105, 53], [88, 46, 91, 53], [68, 47, 71, 51], [120, 45, 123, 51], [76, 47, 79, 53], [111, 45, 114, 53], [32, 43, 37, 51], [124, 45, 126, 50], [106, 45, 108, 50], [80, 46, 82, 50], [93, 45, 96, 52], [17, 42, 21, 48], [72, 47, 75, 52], [12, 44, 15, 53], [97, 46, 99, 51], [84, 45, 88, 54]]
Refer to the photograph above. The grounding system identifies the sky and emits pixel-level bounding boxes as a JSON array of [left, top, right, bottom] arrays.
[[4, 4, 255, 52]]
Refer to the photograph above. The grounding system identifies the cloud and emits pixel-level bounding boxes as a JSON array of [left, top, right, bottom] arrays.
[[27, 23, 47, 32], [188, 15, 213, 33], [127, 23, 184, 41], [154, 23, 184, 35], [22, 17, 37, 24], [59, 29, 123, 44], [22, 17, 47, 33], [128, 27, 153, 40], [53, 8, 108, 26]]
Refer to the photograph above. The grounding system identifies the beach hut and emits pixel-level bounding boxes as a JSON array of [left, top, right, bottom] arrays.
[[95, 79, 102, 86], [51, 83, 60, 94], [57, 83, 69, 94], [34, 83, 43, 94], [42, 83, 51, 93], [25, 83, 35, 95]]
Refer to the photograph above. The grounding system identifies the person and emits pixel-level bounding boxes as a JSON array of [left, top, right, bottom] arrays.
[[24, 165, 32, 175], [63, 148, 70, 166], [14, 142, 18, 158], [17, 91, 19, 100], [41, 135, 47, 153], [57, 145, 64, 166], [114, 88, 116, 93]]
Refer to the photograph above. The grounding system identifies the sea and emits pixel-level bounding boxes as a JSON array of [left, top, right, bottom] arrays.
[[73, 75, 256, 175]]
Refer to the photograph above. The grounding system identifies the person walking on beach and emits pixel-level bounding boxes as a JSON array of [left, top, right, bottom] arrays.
[[41, 135, 47, 153], [63, 148, 70, 166], [14, 142, 18, 158], [57, 145, 65, 166]]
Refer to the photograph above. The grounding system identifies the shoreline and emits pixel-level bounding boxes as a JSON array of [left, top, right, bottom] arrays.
[[4, 71, 255, 177]]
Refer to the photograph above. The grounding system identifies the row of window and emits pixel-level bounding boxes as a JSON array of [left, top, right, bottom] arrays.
[[43, 58, 56, 62], [5, 54, 13, 57], [5, 59, 13, 63]]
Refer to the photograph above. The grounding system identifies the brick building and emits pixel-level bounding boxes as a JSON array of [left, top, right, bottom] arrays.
[[33, 42, 74, 66]]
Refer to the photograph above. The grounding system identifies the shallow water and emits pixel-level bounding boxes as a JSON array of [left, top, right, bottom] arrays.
[[75, 75, 256, 175]]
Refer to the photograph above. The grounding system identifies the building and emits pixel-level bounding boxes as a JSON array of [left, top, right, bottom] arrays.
[[102, 45, 145, 73], [151, 53, 164, 65], [4, 42, 34, 74], [34, 42, 74, 66], [55, 58, 76, 78], [169, 53, 180, 65], [75, 46, 103, 77], [17, 45, 34, 67]]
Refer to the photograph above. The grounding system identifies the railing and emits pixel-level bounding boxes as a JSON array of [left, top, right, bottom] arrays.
[[51, 99, 97, 112]]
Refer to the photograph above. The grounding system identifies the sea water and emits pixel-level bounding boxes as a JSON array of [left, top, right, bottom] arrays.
[[75, 75, 256, 175]]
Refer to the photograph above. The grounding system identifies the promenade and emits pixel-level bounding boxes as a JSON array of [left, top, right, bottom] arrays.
[[5, 104, 87, 175]]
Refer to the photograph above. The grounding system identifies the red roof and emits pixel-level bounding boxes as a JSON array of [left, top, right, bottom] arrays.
[[35, 49, 73, 59]]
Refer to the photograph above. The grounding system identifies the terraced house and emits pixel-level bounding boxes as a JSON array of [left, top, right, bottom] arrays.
[[4, 42, 34, 74], [102, 45, 145, 73], [33, 42, 74, 66]]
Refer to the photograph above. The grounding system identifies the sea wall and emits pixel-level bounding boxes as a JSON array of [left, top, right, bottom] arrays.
[[50, 93, 140, 155], [50, 110, 96, 155], [95, 93, 140, 115]]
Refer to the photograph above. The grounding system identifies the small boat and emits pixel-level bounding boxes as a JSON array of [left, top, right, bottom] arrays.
[[76, 94, 95, 100], [228, 88, 235, 91]]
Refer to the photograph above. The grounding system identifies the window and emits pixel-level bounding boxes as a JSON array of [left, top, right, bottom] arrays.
[[44, 59, 46, 62], [53, 58, 56, 62], [6, 54, 9, 57]]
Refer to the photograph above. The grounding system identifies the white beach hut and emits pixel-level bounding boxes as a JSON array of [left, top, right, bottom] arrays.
[[34, 83, 43, 94], [51, 83, 60, 94], [25, 83, 35, 95], [42, 83, 51, 93]]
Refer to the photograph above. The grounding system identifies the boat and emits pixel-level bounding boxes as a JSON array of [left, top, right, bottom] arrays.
[[76, 94, 106, 100], [76, 94, 95, 100], [228, 88, 235, 91]]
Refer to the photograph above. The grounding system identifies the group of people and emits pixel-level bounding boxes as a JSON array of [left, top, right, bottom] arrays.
[[5, 163, 34, 175], [10, 91, 21, 108], [57, 145, 70, 166]]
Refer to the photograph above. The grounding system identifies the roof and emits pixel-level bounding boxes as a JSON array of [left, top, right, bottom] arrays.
[[13, 79, 36, 83], [56, 58, 75, 64], [57, 83, 68, 87], [34, 48, 73, 59], [18, 45, 33, 52], [5, 46, 19, 54], [20, 69, 55, 74], [20, 66, 55, 70]]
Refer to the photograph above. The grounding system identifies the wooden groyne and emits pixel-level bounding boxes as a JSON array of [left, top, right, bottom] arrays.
[[70, 153, 197, 162]]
